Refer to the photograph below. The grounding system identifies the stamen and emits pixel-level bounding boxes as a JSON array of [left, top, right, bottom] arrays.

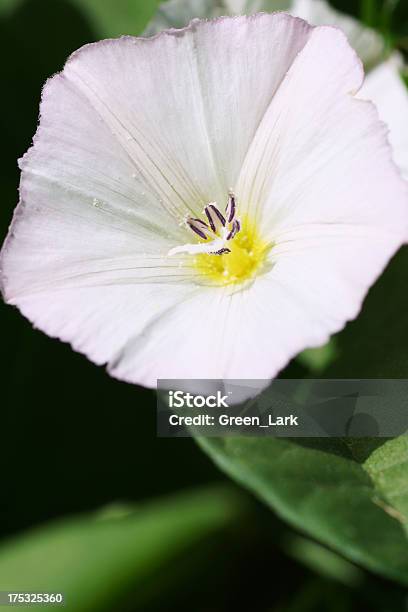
[[169, 194, 243, 260], [226, 193, 236, 223], [212, 247, 231, 255], [226, 219, 241, 241], [187, 218, 211, 240], [205, 203, 226, 232]]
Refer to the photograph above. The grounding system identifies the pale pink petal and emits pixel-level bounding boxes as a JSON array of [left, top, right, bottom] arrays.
[[237, 26, 407, 239], [61, 14, 313, 215]]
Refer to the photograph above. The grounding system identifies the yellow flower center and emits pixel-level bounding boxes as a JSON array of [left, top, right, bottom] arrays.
[[193, 215, 270, 286]]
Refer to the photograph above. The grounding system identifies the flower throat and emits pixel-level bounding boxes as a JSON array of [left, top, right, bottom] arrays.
[[169, 194, 270, 286]]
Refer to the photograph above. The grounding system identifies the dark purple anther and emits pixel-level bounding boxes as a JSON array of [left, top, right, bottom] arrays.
[[226, 194, 236, 222], [205, 204, 226, 231], [187, 217, 210, 240], [212, 247, 231, 255], [226, 219, 241, 241]]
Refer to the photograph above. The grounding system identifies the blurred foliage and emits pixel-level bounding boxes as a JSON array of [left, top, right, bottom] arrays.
[[0, 0, 159, 35], [284, 535, 364, 587], [318, 0, 408, 53], [326, 248, 408, 378], [1, 0, 408, 611], [70, 0, 159, 38], [297, 340, 338, 374], [0, 486, 245, 611]]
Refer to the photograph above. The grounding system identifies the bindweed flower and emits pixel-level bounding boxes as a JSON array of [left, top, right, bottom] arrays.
[[1, 13, 407, 387], [147, 0, 408, 180]]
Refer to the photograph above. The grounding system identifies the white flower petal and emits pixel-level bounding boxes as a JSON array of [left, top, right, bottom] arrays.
[[237, 26, 407, 238], [359, 57, 408, 180], [63, 15, 314, 215], [9, 284, 199, 369], [107, 282, 294, 383], [291, 0, 384, 68]]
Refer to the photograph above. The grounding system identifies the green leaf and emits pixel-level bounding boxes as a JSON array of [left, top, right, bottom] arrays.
[[71, 0, 160, 37], [197, 437, 408, 585], [0, 485, 243, 611]]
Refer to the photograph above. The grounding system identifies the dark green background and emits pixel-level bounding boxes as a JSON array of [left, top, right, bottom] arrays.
[[1, 1, 408, 610]]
